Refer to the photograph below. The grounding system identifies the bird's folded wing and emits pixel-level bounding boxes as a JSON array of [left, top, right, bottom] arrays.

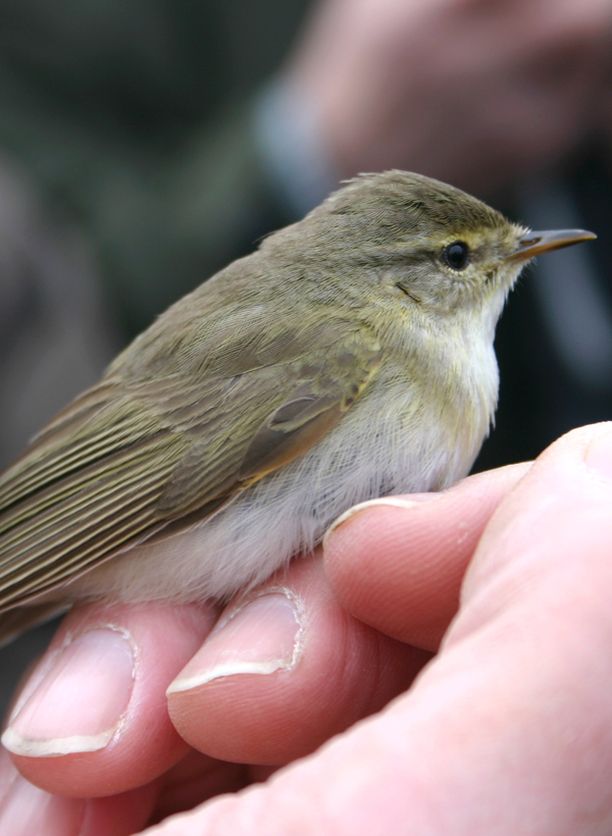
[[0, 323, 380, 610]]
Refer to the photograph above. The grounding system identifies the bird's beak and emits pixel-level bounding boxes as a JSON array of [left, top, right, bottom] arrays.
[[508, 229, 597, 261]]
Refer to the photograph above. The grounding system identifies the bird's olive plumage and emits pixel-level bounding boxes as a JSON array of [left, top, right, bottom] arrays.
[[0, 171, 595, 644]]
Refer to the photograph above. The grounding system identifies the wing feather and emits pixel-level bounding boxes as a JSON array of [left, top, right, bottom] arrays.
[[0, 450, 174, 567], [0, 400, 149, 508], [0, 318, 381, 612], [0, 434, 184, 607]]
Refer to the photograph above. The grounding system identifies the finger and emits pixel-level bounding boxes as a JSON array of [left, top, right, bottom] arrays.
[[167, 553, 428, 765], [145, 423, 612, 835], [2, 602, 215, 797], [149, 750, 248, 825], [323, 462, 529, 649], [457, 422, 612, 633], [0, 748, 155, 836]]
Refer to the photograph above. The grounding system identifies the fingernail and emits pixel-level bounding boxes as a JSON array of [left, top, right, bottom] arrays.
[[0, 772, 86, 836], [167, 589, 304, 694], [585, 429, 612, 479], [323, 497, 420, 548], [1, 626, 135, 757]]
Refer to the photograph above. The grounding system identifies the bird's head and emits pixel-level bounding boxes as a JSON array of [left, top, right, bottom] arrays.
[[269, 170, 595, 326]]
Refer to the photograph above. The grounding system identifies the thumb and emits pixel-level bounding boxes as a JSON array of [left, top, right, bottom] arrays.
[[453, 420, 612, 643]]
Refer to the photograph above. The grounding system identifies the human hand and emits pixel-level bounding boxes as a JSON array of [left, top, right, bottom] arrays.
[[3, 422, 612, 833], [0, 453, 526, 832], [147, 422, 612, 833], [287, 0, 612, 194]]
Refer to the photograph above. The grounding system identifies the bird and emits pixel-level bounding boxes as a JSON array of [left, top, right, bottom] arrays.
[[0, 170, 595, 645]]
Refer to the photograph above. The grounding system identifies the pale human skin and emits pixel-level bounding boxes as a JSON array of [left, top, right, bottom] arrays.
[[289, 0, 612, 194], [4, 0, 612, 830], [3, 423, 612, 833]]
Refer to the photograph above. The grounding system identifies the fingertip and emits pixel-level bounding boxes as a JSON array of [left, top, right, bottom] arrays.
[[462, 423, 612, 610], [322, 496, 422, 550], [0, 747, 156, 835], [5, 602, 215, 797], [167, 588, 305, 696], [323, 464, 530, 648], [167, 555, 421, 765], [324, 499, 455, 649]]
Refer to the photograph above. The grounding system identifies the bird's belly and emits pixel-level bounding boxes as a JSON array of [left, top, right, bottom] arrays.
[[79, 376, 490, 604]]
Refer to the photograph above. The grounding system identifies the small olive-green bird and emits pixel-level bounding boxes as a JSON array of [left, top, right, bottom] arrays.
[[0, 171, 595, 644]]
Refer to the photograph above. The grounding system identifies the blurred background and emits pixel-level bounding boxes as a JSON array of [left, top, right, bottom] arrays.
[[1, 0, 612, 705]]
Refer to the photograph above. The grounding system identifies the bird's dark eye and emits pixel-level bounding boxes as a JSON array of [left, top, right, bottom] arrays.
[[443, 241, 470, 271]]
